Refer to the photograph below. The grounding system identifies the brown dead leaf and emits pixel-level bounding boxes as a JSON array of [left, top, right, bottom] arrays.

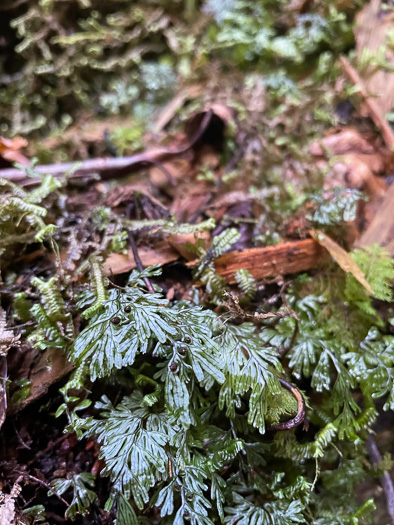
[[328, 154, 387, 197], [149, 158, 190, 189], [0, 136, 29, 165], [103, 241, 179, 275], [309, 128, 376, 157], [8, 348, 74, 414], [310, 229, 373, 294], [170, 182, 212, 222], [167, 231, 210, 261]]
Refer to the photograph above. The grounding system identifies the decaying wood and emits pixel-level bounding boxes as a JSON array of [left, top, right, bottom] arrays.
[[8, 348, 74, 414], [355, 0, 394, 122], [356, 182, 394, 254], [340, 55, 394, 150], [213, 239, 327, 284]]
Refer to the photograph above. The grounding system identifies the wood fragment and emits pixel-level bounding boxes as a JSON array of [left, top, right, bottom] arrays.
[[212, 239, 327, 284], [356, 182, 394, 254], [8, 348, 74, 414], [340, 55, 394, 150], [355, 0, 394, 121]]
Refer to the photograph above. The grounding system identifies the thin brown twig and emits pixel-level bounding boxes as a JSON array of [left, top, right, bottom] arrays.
[[27, 474, 70, 508], [0, 110, 214, 185]]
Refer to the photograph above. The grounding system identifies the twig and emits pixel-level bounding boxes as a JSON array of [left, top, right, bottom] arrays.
[[367, 434, 394, 525], [267, 378, 306, 432], [12, 419, 31, 450], [0, 110, 214, 185], [27, 474, 70, 508], [340, 56, 394, 150]]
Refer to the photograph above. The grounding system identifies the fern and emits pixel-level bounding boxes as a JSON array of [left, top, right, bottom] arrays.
[[235, 268, 257, 302], [59, 266, 310, 522], [347, 244, 394, 302], [49, 473, 97, 521], [81, 256, 109, 319], [308, 187, 365, 228], [191, 228, 241, 304], [224, 492, 305, 524]]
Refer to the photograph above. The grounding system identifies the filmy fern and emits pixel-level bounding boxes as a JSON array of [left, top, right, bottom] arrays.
[[190, 227, 241, 304], [59, 266, 309, 522]]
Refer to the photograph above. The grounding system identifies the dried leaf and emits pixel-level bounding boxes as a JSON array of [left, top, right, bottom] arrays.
[[310, 229, 373, 294], [0, 136, 28, 165]]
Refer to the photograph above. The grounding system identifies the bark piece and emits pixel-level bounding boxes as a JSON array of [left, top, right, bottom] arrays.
[[212, 239, 327, 284], [355, 0, 394, 121], [356, 182, 394, 253], [8, 348, 74, 413]]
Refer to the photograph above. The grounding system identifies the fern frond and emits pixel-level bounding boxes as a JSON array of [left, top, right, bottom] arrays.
[[81, 256, 109, 319], [235, 268, 257, 302]]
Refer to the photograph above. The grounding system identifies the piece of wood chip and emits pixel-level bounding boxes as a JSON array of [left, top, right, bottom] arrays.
[[356, 182, 394, 254], [209, 239, 327, 284]]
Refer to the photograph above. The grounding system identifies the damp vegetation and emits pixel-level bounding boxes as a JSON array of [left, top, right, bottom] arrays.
[[1, 1, 394, 524]]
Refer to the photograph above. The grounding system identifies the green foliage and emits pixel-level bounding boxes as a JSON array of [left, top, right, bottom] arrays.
[[49, 473, 97, 521], [53, 235, 394, 523], [190, 228, 241, 304], [0, 169, 63, 255], [235, 268, 257, 303], [57, 266, 313, 522], [308, 187, 365, 228], [346, 244, 394, 303], [225, 492, 305, 525], [27, 276, 74, 350], [122, 217, 216, 236]]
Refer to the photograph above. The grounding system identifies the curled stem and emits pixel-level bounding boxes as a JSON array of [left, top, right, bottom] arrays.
[[267, 378, 306, 432]]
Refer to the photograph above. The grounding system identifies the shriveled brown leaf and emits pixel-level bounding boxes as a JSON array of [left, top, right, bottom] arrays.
[[310, 229, 373, 294], [328, 154, 387, 197], [309, 127, 376, 157], [103, 242, 179, 275], [167, 231, 210, 261], [0, 136, 28, 165], [170, 182, 212, 221]]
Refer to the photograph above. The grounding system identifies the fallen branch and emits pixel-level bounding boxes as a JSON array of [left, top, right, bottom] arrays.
[[0, 110, 214, 185]]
